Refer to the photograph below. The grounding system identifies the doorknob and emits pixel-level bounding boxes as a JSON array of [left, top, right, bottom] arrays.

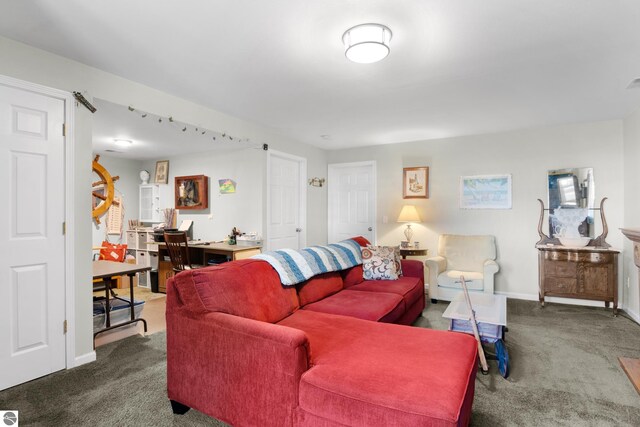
[[296, 228, 302, 232], [368, 227, 373, 231]]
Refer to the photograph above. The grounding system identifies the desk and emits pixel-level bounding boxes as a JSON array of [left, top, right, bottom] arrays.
[[157, 242, 262, 293], [92, 260, 150, 344]]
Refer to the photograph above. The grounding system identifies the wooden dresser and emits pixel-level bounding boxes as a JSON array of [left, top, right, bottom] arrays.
[[537, 246, 619, 315]]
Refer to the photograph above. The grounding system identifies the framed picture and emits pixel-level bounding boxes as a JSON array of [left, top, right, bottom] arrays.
[[175, 175, 209, 210], [460, 174, 512, 209], [403, 167, 429, 199], [154, 160, 169, 184]]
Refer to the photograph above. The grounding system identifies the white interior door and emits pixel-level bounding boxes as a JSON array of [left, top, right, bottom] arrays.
[[328, 161, 376, 244], [0, 84, 66, 390], [267, 151, 306, 250]]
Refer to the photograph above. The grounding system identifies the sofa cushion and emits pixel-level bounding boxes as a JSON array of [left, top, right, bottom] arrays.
[[351, 235, 371, 247], [301, 289, 405, 323], [297, 272, 344, 307], [183, 259, 299, 323], [349, 276, 423, 308], [341, 264, 365, 288], [438, 270, 484, 290], [362, 246, 400, 280], [277, 310, 478, 427], [439, 234, 496, 272]]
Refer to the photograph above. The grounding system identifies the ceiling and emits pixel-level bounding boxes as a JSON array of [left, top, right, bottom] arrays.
[[92, 99, 254, 159], [1, 0, 640, 150]]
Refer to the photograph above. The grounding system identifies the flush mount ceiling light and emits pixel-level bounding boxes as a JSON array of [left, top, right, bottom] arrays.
[[114, 139, 133, 147], [342, 23, 392, 64]]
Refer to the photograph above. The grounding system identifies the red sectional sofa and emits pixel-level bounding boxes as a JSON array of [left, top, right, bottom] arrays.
[[166, 243, 478, 426]]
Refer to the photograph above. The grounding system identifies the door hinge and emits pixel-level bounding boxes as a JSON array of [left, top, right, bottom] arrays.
[[63, 320, 68, 334], [62, 222, 66, 235], [62, 123, 66, 136]]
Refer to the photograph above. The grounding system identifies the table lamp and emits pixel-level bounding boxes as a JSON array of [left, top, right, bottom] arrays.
[[397, 205, 422, 244]]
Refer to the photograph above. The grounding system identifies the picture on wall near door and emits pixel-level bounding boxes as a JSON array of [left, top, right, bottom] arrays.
[[175, 175, 208, 210], [218, 178, 236, 194], [403, 167, 429, 199], [154, 160, 170, 184], [459, 174, 512, 209]]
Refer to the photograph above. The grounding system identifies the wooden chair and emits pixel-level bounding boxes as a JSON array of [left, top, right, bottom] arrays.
[[164, 231, 203, 272]]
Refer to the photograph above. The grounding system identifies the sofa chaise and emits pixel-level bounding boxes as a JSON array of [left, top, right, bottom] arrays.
[[166, 239, 478, 426]]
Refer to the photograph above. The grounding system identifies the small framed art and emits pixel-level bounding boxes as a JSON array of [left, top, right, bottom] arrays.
[[403, 167, 429, 199], [175, 175, 209, 210], [154, 160, 169, 184]]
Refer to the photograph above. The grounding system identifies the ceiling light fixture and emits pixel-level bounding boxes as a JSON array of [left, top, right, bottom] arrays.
[[342, 23, 392, 64], [114, 139, 133, 147]]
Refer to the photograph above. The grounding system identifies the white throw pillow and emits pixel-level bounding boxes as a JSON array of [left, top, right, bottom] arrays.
[[362, 245, 401, 280]]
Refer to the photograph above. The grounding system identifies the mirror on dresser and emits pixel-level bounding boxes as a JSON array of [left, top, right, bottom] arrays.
[[537, 167, 616, 315], [547, 167, 595, 238]]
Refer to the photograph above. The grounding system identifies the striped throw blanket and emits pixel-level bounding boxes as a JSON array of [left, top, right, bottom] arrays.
[[252, 239, 362, 286]]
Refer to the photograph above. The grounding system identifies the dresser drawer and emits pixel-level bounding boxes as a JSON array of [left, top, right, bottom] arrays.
[[544, 250, 569, 262], [545, 260, 577, 278], [580, 252, 614, 264], [545, 277, 578, 294]]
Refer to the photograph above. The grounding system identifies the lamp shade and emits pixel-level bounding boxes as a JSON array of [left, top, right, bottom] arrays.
[[397, 205, 421, 223]]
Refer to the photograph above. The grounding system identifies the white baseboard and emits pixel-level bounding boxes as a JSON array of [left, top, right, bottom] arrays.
[[494, 291, 538, 301], [624, 307, 640, 324], [73, 351, 96, 368], [495, 291, 610, 308]]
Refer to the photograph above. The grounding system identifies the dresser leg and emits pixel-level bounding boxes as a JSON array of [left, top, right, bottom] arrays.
[[539, 294, 545, 307], [613, 304, 618, 317], [605, 301, 610, 308]]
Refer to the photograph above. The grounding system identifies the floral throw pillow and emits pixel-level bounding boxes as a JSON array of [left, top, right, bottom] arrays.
[[362, 245, 401, 280]]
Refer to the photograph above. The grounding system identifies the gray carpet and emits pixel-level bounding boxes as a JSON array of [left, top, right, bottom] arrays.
[[1, 300, 639, 426]]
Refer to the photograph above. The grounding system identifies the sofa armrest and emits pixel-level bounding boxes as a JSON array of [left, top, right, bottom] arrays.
[[401, 259, 424, 279], [483, 259, 499, 294], [167, 308, 309, 426]]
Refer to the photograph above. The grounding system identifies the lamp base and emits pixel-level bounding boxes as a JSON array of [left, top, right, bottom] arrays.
[[404, 225, 413, 243]]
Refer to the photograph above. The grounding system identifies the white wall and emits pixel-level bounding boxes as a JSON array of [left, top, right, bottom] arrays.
[[327, 121, 626, 304], [623, 107, 640, 322], [140, 148, 264, 241], [91, 155, 142, 247], [0, 35, 327, 361]]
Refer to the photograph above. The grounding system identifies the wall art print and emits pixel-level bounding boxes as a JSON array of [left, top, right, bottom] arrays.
[[460, 174, 512, 209], [403, 167, 429, 199]]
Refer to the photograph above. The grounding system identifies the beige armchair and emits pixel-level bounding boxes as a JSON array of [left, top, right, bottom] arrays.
[[425, 234, 499, 302]]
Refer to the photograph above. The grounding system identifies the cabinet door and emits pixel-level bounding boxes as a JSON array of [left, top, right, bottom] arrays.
[[580, 264, 613, 298], [139, 185, 160, 222], [158, 260, 174, 293]]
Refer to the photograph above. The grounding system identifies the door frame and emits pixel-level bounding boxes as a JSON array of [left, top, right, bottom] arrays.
[[327, 160, 377, 244], [266, 150, 307, 250], [0, 74, 77, 368]]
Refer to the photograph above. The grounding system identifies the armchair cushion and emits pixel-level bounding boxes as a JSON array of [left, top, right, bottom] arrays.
[[437, 271, 484, 291], [439, 234, 496, 272]]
